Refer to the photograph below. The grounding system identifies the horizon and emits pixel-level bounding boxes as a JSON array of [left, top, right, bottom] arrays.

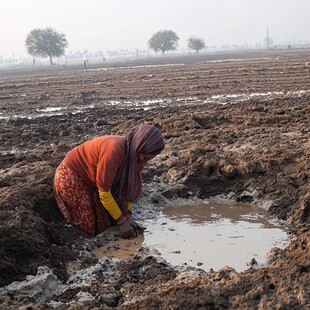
[[1, 0, 309, 60]]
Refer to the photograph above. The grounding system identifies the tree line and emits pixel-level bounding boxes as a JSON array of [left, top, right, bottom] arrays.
[[25, 27, 205, 65]]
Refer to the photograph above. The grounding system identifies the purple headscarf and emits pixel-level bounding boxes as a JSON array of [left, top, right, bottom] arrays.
[[111, 124, 164, 213]]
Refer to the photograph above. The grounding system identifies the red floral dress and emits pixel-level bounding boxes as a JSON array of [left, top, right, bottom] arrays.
[[53, 162, 112, 235]]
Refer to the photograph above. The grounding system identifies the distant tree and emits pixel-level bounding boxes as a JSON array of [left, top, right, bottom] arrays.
[[25, 27, 68, 65], [188, 36, 205, 53], [148, 30, 179, 54]]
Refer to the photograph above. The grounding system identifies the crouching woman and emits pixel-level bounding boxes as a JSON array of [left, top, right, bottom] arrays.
[[53, 123, 164, 238]]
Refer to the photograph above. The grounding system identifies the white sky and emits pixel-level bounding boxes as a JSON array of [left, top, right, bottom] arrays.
[[0, 0, 309, 58]]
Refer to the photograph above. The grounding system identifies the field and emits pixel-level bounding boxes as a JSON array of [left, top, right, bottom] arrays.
[[0, 49, 309, 309]]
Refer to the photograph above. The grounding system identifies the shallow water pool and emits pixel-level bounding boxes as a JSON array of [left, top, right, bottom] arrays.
[[96, 201, 288, 272], [143, 201, 288, 272]]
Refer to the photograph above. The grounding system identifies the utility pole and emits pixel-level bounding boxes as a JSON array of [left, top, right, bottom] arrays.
[[267, 26, 269, 49]]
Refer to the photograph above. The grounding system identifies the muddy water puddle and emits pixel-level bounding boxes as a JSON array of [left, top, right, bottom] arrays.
[[96, 201, 288, 272], [95, 235, 145, 260], [2, 89, 309, 120]]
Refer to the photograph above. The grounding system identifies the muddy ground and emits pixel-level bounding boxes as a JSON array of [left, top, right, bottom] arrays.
[[0, 49, 309, 309]]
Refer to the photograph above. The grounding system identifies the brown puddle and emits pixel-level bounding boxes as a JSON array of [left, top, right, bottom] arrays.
[[95, 201, 288, 272], [143, 201, 288, 272], [95, 234, 144, 260]]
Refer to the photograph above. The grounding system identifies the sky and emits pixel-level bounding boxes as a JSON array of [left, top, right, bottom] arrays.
[[0, 0, 309, 59]]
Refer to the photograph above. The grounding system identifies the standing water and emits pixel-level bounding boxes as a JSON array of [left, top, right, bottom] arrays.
[[95, 201, 288, 272]]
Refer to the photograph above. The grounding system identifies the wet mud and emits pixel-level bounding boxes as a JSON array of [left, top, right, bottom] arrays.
[[0, 49, 309, 309]]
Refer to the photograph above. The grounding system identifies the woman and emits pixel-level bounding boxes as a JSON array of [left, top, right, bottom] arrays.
[[54, 124, 164, 238]]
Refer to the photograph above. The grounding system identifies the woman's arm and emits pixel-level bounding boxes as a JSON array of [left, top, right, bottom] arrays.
[[98, 189, 125, 223], [98, 189, 136, 238]]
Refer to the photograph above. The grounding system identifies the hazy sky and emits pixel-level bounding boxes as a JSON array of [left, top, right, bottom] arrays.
[[1, 0, 309, 58]]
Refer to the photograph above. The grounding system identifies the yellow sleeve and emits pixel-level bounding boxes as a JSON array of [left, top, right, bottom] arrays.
[[98, 189, 122, 220], [127, 201, 132, 214]]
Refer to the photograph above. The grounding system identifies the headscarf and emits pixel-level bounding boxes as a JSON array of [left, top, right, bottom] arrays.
[[111, 124, 164, 213]]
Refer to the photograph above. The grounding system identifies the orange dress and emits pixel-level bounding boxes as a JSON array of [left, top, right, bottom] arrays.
[[64, 135, 125, 191], [54, 136, 125, 235]]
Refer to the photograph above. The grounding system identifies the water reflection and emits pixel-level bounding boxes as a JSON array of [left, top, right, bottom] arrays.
[[95, 201, 288, 272], [162, 202, 266, 224], [143, 201, 287, 272]]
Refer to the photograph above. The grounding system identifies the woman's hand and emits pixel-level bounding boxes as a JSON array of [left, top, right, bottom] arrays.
[[126, 214, 136, 227], [119, 218, 137, 239], [126, 215, 146, 234]]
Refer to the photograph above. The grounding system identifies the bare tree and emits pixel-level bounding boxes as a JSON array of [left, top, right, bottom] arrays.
[[188, 36, 205, 54], [25, 27, 68, 65], [148, 30, 179, 55]]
